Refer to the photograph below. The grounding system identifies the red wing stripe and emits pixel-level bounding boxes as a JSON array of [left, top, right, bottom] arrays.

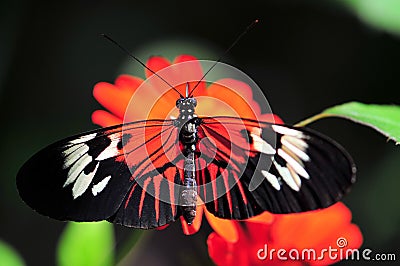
[[124, 183, 138, 209], [165, 167, 177, 217], [196, 159, 207, 200], [138, 177, 152, 218], [153, 174, 163, 223], [232, 171, 248, 205], [211, 168, 219, 211], [221, 170, 233, 215]]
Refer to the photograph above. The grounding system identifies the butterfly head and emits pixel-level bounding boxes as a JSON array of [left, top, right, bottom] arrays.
[[176, 97, 197, 108]]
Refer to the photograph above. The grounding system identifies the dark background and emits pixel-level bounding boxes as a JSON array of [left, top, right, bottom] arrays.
[[1, 0, 399, 265]]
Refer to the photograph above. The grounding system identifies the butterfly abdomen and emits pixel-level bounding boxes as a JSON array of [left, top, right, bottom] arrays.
[[180, 153, 197, 224]]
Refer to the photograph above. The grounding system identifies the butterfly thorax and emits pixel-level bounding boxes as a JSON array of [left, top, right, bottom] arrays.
[[176, 97, 198, 122], [175, 97, 200, 224], [175, 97, 200, 153]]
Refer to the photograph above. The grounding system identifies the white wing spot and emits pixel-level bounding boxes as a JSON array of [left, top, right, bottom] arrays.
[[261, 170, 281, 190], [278, 149, 310, 179], [69, 133, 97, 145], [251, 133, 276, 154], [273, 160, 300, 191], [72, 162, 99, 199], [281, 136, 310, 162], [64, 153, 92, 187], [62, 144, 89, 170], [283, 135, 308, 149], [287, 164, 302, 188], [92, 175, 112, 196], [62, 143, 83, 158], [272, 125, 304, 138]]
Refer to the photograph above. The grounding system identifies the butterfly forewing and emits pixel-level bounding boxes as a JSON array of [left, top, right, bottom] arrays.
[[17, 120, 183, 228]]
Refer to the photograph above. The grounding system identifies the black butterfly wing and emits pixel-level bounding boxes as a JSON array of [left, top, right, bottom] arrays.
[[197, 116, 356, 219], [17, 119, 183, 229]]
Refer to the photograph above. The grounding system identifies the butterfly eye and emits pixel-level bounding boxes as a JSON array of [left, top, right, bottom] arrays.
[[176, 98, 184, 107], [190, 98, 197, 107]]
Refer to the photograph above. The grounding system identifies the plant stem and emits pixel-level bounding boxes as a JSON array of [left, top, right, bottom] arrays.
[[294, 113, 331, 127]]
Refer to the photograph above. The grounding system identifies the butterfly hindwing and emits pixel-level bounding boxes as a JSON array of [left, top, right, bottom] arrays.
[[108, 121, 184, 228], [108, 163, 183, 229]]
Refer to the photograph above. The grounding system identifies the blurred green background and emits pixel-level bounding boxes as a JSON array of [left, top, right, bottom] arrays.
[[1, 0, 399, 265]]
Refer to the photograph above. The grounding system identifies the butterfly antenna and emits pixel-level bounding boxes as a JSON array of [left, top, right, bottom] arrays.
[[101, 34, 184, 98], [188, 19, 259, 97]]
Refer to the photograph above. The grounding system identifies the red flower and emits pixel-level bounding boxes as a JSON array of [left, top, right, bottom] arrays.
[[92, 55, 363, 265], [92, 55, 281, 234]]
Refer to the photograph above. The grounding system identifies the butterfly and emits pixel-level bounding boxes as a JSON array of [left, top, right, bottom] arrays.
[[17, 75, 356, 229]]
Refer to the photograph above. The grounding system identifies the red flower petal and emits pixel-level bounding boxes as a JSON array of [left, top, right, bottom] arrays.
[[173, 54, 207, 96], [205, 79, 261, 119], [258, 113, 284, 124], [114, 74, 143, 93], [207, 232, 251, 266], [271, 203, 353, 248], [180, 203, 204, 235], [145, 56, 171, 78], [204, 208, 239, 243], [91, 110, 122, 127], [173, 54, 198, 63], [144, 57, 179, 111], [245, 211, 275, 224], [93, 81, 134, 120]]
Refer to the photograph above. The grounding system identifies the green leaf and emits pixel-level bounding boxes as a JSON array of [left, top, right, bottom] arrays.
[[0, 240, 25, 266], [57, 221, 114, 266], [296, 102, 400, 144], [339, 0, 400, 36]]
